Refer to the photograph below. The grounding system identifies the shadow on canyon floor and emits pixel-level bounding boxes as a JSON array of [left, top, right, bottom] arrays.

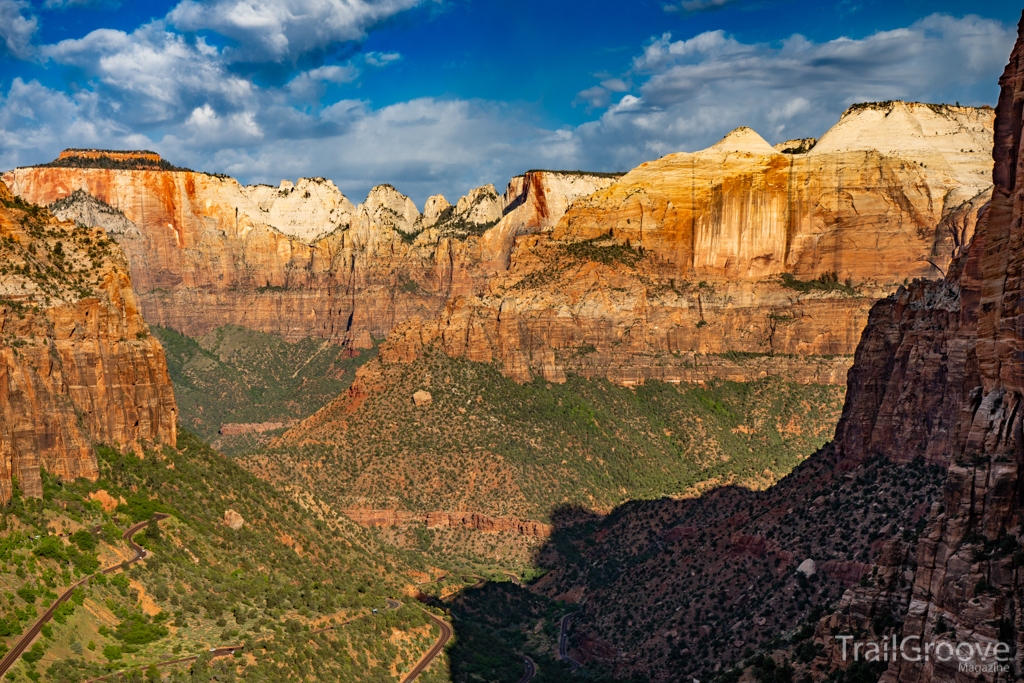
[[434, 446, 947, 683]]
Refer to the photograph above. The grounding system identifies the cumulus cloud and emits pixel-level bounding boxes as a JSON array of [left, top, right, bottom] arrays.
[[0, 0, 37, 59], [167, 0, 423, 62], [0, 78, 151, 171], [286, 64, 360, 98], [574, 13, 1015, 170], [0, 12, 1014, 206], [164, 97, 580, 203], [43, 23, 254, 123]]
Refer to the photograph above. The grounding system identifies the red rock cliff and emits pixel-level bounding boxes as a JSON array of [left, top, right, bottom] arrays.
[[0, 181, 176, 503], [821, 13, 1024, 683], [1, 103, 994, 387]]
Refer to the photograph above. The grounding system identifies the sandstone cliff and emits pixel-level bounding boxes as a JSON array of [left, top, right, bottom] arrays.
[[373, 105, 995, 386], [556, 103, 992, 280], [476, 170, 620, 270], [811, 15, 1024, 683], [2, 103, 995, 388], [0, 164, 617, 350], [0, 181, 176, 503]]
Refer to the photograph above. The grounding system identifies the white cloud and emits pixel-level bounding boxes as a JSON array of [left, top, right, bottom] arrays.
[[0, 78, 150, 171], [43, 23, 254, 123], [0, 13, 1013, 207], [0, 0, 37, 59], [167, 0, 423, 62], [574, 13, 1015, 170], [171, 97, 581, 203], [286, 64, 360, 98], [365, 51, 401, 67]]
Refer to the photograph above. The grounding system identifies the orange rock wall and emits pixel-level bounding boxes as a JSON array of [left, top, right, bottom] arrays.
[[0, 182, 177, 502], [342, 508, 551, 537]]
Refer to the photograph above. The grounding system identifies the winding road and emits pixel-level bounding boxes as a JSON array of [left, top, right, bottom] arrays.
[[3, 520, 454, 683], [0, 514, 170, 679], [559, 612, 582, 672], [401, 611, 453, 683], [518, 654, 537, 683]]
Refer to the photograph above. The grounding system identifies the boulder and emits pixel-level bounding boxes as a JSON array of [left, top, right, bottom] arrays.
[[413, 390, 433, 406], [223, 509, 245, 530], [796, 558, 816, 577]]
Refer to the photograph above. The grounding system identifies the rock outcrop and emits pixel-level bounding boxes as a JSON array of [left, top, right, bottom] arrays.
[[2, 103, 995, 388], [812, 17, 1024, 683], [0, 181, 177, 503], [223, 509, 245, 530], [241, 177, 355, 242], [342, 508, 551, 538], [476, 170, 620, 270]]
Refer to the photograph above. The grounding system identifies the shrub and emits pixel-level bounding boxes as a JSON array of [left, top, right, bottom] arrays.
[[69, 529, 96, 552], [22, 642, 45, 664], [17, 585, 36, 603], [114, 614, 169, 645], [32, 537, 66, 562]]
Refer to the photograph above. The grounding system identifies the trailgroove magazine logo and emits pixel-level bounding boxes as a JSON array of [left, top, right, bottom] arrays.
[[836, 635, 1011, 673]]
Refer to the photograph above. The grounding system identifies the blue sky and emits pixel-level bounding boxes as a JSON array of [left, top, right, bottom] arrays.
[[0, 0, 1018, 204]]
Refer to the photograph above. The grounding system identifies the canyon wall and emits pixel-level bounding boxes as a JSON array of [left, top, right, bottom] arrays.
[[557, 104, 993, 280], [2, 103, 995, 386], [1, 165, 595, 347], [0, 181, 177, 503], [815, 15, 1024, 682], [377, 106, 993, 385]]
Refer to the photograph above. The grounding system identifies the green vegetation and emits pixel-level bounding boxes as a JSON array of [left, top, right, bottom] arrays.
[[0, 192, 119, 306], [545, 455, 947, 682], [562, 234, 642, 267], [779, 271, 856, 296], [250, 348, 845, 525], [0, 432, 445, 682], [428, 204, 500, 239], [153, 325, 376, 454], [35, 151, 189, 172]]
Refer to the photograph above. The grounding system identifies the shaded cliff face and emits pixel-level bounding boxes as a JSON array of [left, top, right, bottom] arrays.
[[517, 87, 1009, 682], [0, 181, 176, 503], [813, 16, 1024, 683]]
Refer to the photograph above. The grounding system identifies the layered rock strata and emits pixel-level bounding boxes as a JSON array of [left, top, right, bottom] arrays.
[[2, 102, 995, 386], [812, 16, 1024, 683], [342, 508, 551, 538], [0, 181, 177, 503], [379, 105, 995, 385]]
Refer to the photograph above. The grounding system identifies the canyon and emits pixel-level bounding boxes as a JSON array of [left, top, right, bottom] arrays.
[[535, 15, 1024, 683], [2, 100, 994, 387], [0, 182, 176, 504], [0, 53, 1014, 683]]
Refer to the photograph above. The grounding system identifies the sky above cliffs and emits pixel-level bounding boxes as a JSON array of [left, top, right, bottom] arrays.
[[0, 0, 1017, 204]]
